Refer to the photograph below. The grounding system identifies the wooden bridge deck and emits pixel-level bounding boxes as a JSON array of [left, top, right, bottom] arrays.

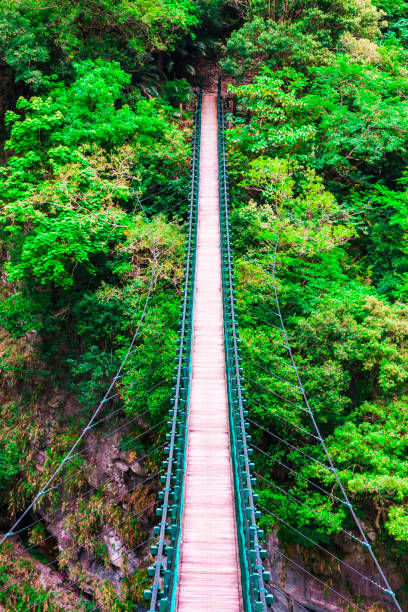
[[176, 94, 242, 611]]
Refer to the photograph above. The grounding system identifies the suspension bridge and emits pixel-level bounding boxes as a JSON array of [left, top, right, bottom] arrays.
[[0, 80, 403, 612]]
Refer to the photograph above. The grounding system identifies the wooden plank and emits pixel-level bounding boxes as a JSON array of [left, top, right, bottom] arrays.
[[176, 94, 243, 611]]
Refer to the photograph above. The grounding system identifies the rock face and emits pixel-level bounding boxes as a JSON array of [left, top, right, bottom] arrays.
[[264, 531, 402, 611], [104, 526, 140, 573]]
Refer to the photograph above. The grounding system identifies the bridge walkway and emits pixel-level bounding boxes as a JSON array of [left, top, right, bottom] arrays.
[[175, 93, 242, 612]]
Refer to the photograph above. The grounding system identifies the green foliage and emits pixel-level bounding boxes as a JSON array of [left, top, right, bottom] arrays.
[[0, 8, 49, 88], [0, 59, 189, 336], [222, 0, 385, 76], [228, 63, 408, 181], [0, 293, 43, 337], [161, 79, 192, 107], [0, 404, 24, 492], [0, 0, 201, 86], [350, 176, 408, 298], [221, 17, 334, 76], [236, 157, 354, 255], [373, 0, 408, 23]]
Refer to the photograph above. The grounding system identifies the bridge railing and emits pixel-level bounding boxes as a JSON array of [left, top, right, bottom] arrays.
[[144, 81, 203, 612], [217, 78, 273, 612]]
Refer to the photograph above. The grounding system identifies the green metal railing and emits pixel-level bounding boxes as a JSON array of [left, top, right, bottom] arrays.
[[217, 78, 273, 612], [144, 81, 203, 612]]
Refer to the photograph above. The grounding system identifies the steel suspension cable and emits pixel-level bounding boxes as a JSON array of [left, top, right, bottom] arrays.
[[240, 238, 401, 607], [235, 238, 403, 606]]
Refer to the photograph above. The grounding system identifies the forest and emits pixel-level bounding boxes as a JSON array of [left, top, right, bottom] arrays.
[[0, 0, 408, 609]]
